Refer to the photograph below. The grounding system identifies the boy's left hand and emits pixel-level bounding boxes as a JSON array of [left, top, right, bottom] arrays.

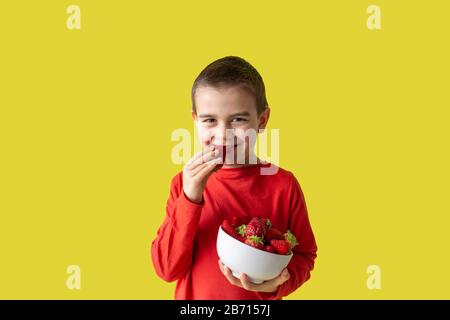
[[218, 260, 290, 293]]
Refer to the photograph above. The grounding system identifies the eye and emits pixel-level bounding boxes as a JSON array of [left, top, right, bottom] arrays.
[[202, 118, 216, 123], [232, 117, 247, 123]]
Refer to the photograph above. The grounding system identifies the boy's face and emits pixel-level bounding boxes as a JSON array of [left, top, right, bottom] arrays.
[[193, 85, 270, 166]]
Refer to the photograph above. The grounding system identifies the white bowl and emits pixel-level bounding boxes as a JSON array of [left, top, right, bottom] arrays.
[[216, 226, 293, 284]]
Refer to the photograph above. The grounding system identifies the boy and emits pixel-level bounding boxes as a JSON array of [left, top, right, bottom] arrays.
[[151, 56, 317, 299]]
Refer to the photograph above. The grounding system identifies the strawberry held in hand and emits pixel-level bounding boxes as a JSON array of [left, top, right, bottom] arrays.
[[212, 144, 228, 170]]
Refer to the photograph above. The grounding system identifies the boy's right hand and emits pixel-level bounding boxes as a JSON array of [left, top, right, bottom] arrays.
[[183, 145, 221, 204]]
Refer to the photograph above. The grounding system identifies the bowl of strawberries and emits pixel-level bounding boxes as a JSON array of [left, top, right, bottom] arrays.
[[216, 216, 298, 284]]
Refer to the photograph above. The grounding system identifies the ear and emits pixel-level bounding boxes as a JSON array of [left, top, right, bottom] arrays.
[[258, 107, 270, 131], [192, 111, 197, 121]]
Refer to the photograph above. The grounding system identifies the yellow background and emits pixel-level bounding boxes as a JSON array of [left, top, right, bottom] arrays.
[[1, 0, 449, 299]]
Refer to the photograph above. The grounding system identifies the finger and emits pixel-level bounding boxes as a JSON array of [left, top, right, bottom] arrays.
[[195, 160, 220, 180], [277, 268, 291, 285], [185, 151, 205, 167], [192, 157, 221, 177], [190, 157, 215, 176], [185, 145, 215, 167], [218, 260, 230, 278], [218, 260, 229, 276], [189, 149, 218, 170], [218, 260, 225, 273], [264, 268, 291, 288], [239, 273, 258, 291], [198, 149, 219, 165], [185, 150, 211, 169], [222, 265, 243, 288], [218, 260, 231, 279]]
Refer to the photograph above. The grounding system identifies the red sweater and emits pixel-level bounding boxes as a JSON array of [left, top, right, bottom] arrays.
[[151, 163, 317, 300]]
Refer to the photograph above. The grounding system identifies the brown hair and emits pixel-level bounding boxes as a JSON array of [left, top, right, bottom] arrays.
[[191, 56, 268, 115]]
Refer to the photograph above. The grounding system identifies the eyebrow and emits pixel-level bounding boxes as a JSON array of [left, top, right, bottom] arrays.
[[198, 112, 251, 118], [230, 112, 251, 117], [198, 114, 215, 118]]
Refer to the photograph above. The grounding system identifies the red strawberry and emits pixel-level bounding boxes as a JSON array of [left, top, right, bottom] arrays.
[[270, 239, 292, 255], [230, 216, 240, 228], [245, 236, 265, 250], [245, 217, 266, 237], [222, 220, 239, 239], [264, 245, 277, 253], [213, 144, 227, 168], [265, 228, 284, 242]]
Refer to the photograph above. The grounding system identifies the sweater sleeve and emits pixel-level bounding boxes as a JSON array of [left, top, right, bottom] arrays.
[[151, 173, 204, 282], [257, 173, 318, 300]]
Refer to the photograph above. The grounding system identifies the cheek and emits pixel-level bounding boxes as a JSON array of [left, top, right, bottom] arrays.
[[234, 127, 258, 145], [197, 125, 214, 143]]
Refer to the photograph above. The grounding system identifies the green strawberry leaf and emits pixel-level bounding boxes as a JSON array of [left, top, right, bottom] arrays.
[[236, 224, 247, 236], [284, 230, 298, 248], [247, 235, 264, 245]]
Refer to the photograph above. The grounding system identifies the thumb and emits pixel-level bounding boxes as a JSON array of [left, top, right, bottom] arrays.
[[280, 269, 290, 282], [281, 268, 291, 280]]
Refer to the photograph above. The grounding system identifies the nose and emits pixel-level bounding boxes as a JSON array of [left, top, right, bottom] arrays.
[[212, 122, 233, 145]]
